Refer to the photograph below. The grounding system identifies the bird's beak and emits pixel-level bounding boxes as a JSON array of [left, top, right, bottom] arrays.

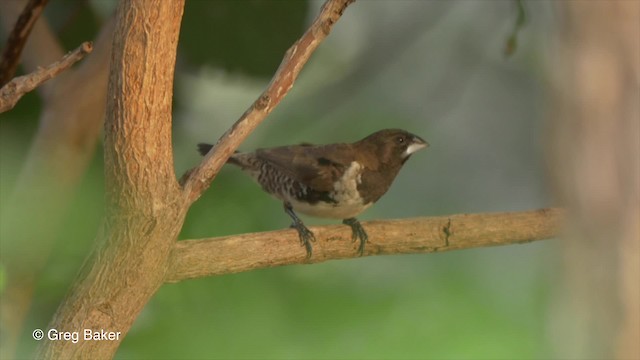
[[405, 135, 429, 156]]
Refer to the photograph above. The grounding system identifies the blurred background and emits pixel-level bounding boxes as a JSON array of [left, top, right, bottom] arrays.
[[1, 0, 637, 359]]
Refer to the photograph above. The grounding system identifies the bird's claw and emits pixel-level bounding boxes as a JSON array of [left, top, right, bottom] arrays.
[[343, 218, 368, 256], [284, 203, 316, 258], [291, 221, 315, 258]]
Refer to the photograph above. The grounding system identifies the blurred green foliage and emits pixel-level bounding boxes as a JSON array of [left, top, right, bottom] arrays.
[[179, 0, 309, 77], [0, 1, 557, 359], [44, 1, 102, 51]]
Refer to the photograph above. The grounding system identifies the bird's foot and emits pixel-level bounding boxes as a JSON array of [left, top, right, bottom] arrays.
[[343, 218, 368, 256], [284, 202, 316, 258], [290, 221, 315, 258]]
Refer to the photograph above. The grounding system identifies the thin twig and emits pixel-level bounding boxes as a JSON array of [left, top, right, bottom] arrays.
[[0, 0, 50, 86], [0, 41, 92, 113], [166, 208, 564, 283], [504, 0, 527, 57], [180, 0, 356, 204]]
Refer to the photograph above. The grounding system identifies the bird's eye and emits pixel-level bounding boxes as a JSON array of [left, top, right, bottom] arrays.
[[396, 136, 405, 144]]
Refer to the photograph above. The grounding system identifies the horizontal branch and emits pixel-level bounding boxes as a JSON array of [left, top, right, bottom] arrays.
[[0, 41, 92, 113], [180, 0, 355, 203], [166, 208, 564, 283]]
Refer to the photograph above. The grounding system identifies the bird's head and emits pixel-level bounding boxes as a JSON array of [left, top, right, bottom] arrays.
[[358, 129, 429, 166]]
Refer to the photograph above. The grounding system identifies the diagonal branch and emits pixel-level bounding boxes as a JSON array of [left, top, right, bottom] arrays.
[[0, 41, 92, 113], [166, 208, 564, 283], [180, 0, 356, 204], [0, 0, 50, 86]]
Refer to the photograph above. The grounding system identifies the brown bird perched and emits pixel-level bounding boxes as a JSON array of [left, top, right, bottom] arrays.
[[197, 129, 428, 257]]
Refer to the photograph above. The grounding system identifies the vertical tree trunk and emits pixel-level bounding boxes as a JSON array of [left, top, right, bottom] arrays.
[[549, 1, 639, 358], [37, 0, 185, 358]]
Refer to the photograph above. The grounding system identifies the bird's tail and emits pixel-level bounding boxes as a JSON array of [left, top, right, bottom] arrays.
[[196, 144, 242, 166], [197, 143, 213, 156]]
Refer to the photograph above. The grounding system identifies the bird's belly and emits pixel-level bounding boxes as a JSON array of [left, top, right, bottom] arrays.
[[288, 197, 372, 219], [287, 160, 373, 219]]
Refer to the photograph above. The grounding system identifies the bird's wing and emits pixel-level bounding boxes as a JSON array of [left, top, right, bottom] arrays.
[[256, 143, 355, 192]]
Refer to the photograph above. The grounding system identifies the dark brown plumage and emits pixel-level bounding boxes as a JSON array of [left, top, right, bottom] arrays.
[[197, 129, 428, 257]]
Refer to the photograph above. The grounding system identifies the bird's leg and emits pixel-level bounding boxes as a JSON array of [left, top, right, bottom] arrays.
[[342, 218, 368, 256], [283, 202, 315, 258]]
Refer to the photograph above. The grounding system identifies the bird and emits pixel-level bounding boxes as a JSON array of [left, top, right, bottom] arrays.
[[197, 129, 428, 258]]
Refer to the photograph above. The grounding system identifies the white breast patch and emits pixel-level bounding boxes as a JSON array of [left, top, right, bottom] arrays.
[[287, 161, 372, 219]]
